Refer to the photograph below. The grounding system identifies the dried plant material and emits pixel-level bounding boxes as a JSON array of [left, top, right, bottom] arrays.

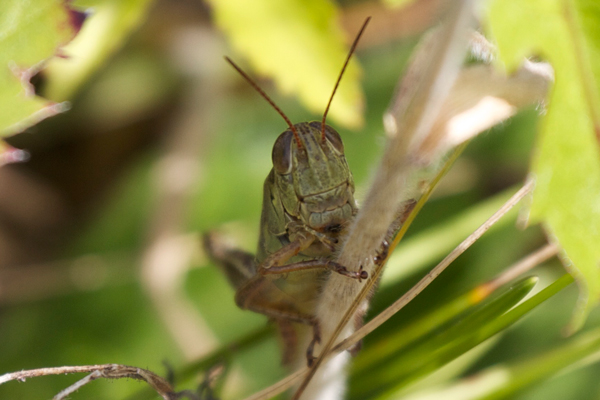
[[425, 59, 553, 157], [0, 364, 179, 400], [0, 142, 29, 166]]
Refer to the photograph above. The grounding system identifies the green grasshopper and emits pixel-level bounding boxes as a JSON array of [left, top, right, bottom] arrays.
[[204, 19, 372, 366]]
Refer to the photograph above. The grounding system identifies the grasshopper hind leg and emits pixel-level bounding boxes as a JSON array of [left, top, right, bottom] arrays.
[[277, 319, 299, 365], [203, 232, 257, 290], [204, 233, 322, 366], [305, 320, 321, 367]]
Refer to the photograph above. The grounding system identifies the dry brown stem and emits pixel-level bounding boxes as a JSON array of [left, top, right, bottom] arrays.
[[0, 364, 181, 400]]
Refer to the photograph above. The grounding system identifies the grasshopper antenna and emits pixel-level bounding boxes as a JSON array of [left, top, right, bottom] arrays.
[[224, 57, 302, 148], [321, 16, 371, 142]]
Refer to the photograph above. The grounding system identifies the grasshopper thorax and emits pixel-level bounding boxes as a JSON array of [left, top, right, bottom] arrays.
[[272, 121, 357, 234]]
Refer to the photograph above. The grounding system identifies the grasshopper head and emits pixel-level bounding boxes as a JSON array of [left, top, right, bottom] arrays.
[[272, 121, 357, 233]]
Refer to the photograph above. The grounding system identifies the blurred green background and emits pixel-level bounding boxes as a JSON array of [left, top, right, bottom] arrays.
[[1, 1, 599, 399]]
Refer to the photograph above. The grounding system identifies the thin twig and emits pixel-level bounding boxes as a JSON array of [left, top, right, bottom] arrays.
[[477, 242, 559, 297], [0, 364, 178, 400], [242, 369, 307, 400], [54, 371, 102, 400]]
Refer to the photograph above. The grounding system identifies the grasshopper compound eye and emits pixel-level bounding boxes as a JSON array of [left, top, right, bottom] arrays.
[[323, 125, 345, 154], [272, 130, 294, 174]]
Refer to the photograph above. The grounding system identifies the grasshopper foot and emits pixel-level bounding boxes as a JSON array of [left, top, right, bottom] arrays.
[[374, 239, 390, 265], [328, 261, 369, 282], [348, 339, 363, 356], [357, 265, 368, 282]]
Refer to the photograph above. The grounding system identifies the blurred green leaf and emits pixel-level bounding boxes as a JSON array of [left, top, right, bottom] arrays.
[[370, 275, 572, 400], [487, 0, 600, 333], [576, 1, 600, 99], [353, 276, 539, 377], [349, 277, 539, 399], [402, 323, 600, 400], [0, 0, 75, 137], [0, 141, 6, 161], [381, 0, 417, 9], [478, 326, 600, 400], [206, 0, 364, 128], [44, 0, 155, 101], [396, 323, 600, 400]]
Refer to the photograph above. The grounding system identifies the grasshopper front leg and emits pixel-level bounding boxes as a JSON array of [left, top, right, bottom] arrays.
[[259, 233, 366, 281], [204, 232, 366, 365], [204, 232, 309, 363], [240, 232, 367, 366]]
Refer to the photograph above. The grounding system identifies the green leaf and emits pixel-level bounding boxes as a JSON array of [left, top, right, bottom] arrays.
[[363, 275, 572, 400], [0, 141, 7, 164], [381, 0, 418, 9], [349, 276, 540, 399], [43, 0, 155, 101], [205, 0, 364, 128], [397, 326, 600, 400], [0, 0, 76, 137], [486, 0, 600, 333], [478, 327, 600, 400]]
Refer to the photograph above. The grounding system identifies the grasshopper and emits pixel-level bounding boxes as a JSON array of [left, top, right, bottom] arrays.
[[204, 19, 372, 366]]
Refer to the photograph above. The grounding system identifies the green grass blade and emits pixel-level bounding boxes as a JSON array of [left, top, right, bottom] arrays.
[[349, 276, 539, 399]]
